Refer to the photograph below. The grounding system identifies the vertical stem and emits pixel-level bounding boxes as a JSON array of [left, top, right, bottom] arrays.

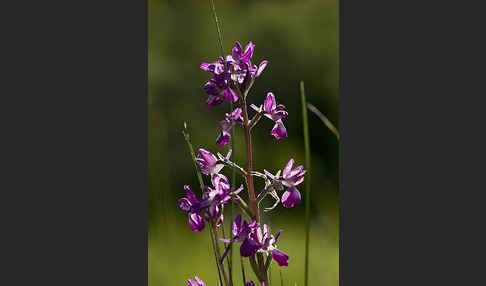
[[240, 97, 259, 222], [300, 81, 312, 286], [182, 125, 225, 286], [240, 256, 247, 286], [208, 1, 235, 284], [241, 96, 268, 286], [210, 220, 230, 286]]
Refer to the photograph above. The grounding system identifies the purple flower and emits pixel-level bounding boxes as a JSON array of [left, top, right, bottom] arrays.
[[271, 248, 289, 267], [203, 173, 243, 227], [179, 185, 205, 232], [221, 217, 289, 267], [282, 158, 306, 187], [265, 159, 306, 208], [196, 149, 231, 176], [251, 93, 288, 140], [216, 108, 243, 146], [187, 276, 206, 286], [200, 41, 268, 106]]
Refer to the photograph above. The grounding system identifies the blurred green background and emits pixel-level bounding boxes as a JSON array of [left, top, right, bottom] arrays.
[[149, 0, 338, 285]]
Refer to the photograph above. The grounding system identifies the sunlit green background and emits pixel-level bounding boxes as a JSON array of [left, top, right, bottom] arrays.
[[149, 0, 338, 285]]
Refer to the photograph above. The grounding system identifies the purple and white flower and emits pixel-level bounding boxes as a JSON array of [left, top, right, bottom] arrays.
[[200, 41, 268, 106], [251, 92, 288, 140], [264, 159, 306, 208], [216, 108, 243, 146], [187, 276, 207, 286], [196, 149, 231, 176]]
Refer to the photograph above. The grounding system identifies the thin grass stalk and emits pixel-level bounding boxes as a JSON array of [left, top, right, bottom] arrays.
[[280, 270, 284, 286], [300, 81, 312, 286], [183, 124, 225, 286], [306, 102, 340, 140], [208, 1, 235, 283], [240, 256, 247, 286]]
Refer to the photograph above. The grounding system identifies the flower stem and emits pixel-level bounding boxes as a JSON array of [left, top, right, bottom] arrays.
[[300, 81, 312, 286], [240, 96, 259, 222], [182, 124, 225, 286]]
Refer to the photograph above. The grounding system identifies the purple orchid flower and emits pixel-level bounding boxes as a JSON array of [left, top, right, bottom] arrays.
[[219, 214, 258, 260], [231, 41, 268, 82], [196, 149, 231, 176], [247, 223, 289, 267], [216, 108, 243, 146], [179, 185, 206, 232], [187, 276, 206, 286], [200, 41, 268, 106], [221, 216, 289, 267], [203, 173, 243, 227], [251, 92, 288, 140], [264, 159, 306, 208], [280, 158, 306, 208]]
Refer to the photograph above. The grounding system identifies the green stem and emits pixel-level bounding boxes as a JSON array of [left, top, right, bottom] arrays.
[[183, 124, 225, 286], [240, 256, 247, 286], [306, 102, 340, 140], [300, 81, 312, 286], [182, 123, 205, 192], [208, 1, 235, 284]]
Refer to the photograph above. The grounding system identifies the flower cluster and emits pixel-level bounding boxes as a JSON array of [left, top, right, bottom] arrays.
[[220, 214, 289, 267], [200, 41, 267, 106], [180, 150, 242, 231], [216, 108, 243, 146], [180, 40, 306, 285]]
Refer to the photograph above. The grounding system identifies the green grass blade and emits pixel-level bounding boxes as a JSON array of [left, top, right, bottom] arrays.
[[182, 123, 224, 286], [300, 81, 311, 286], [306, 103, 340, 140], [208, 1, 235, 284]]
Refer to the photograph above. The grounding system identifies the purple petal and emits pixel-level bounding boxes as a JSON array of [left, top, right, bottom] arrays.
[[200, 62, 216, 73], [283, 159, 294, 178], [270, 120, 288, 140], [209, 203, 219, 218], [232, 41, 243, 60], [271, 110, 288, 121], [179, 198, 191, 212], [222, 88, 238, 103], [206, 95, 223, 106], [289, 166, 304, 178], [216, 213, 224, 227], [232, 214, 242, 236], [198, 149, 217, 166], [245, 282, 255, 286], [240, 238, 259, 257], [194, 276, 206, 286], [256, 61, 268, 77], [264, 92, 276, 113], [189, 213, 205, 232], [216, 131, 231, 146], [271, 249, 289, 266], [274, 230, 282, 243], [184, 185, 198, 204], [281, 186, 301, 208], [240, 42, 255, 63]]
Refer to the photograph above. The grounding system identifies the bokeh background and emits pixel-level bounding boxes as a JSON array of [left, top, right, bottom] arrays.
[[148, 0, 338, 285]]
